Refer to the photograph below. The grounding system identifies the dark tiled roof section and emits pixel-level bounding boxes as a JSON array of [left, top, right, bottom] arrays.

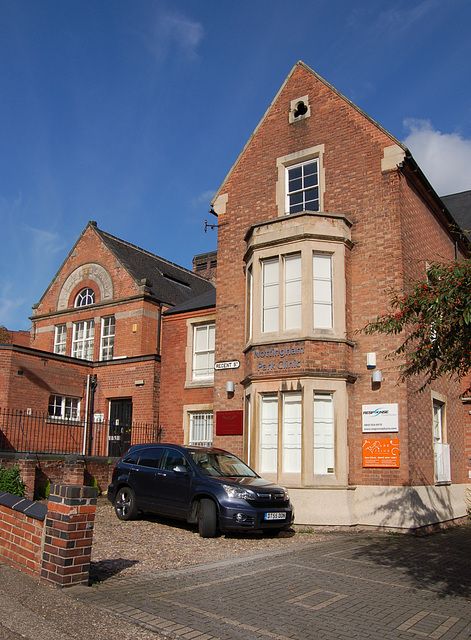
[[441, 190, 471, 237], [93, 226, 215, 307], [164, 288, 216, 315]]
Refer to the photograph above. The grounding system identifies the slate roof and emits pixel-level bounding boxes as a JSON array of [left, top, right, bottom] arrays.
[[91, 223, 215, 307], [441, 191, 471, 237], [163, 288, 216, 316]]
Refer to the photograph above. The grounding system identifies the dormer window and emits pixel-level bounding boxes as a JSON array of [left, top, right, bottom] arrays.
[[75, 288, 95, 307]]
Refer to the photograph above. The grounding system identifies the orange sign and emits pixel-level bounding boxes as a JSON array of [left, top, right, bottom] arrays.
[[363, 439, 400, 468]]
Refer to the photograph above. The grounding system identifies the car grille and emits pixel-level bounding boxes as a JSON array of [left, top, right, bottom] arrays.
[[248, 492, 289, 508]]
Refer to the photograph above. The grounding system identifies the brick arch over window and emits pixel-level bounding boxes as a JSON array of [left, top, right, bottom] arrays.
[[57, 263, 114, 311]]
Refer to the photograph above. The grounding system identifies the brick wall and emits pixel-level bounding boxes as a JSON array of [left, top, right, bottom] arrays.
[[211, 62, 467, 488], [0, 484, 98, 587], [160, 309, 214, 444]]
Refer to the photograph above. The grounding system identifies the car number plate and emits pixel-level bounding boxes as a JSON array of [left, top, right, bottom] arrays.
[[264, 512, 286, 521]]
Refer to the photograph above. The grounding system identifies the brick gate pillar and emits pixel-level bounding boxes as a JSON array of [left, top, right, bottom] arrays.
[[18, 457, 36, 500], [41, 484, 98, 588]]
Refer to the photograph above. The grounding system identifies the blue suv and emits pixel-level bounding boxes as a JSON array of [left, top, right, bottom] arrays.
[[107, 443, 294, 537]]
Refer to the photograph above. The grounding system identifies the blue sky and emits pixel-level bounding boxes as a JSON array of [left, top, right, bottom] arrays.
[[1, 0, 470, 330]]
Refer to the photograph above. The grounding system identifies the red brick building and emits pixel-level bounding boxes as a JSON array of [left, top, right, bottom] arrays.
[[1, 221, 214, 456], [160, 61, 470, 529]]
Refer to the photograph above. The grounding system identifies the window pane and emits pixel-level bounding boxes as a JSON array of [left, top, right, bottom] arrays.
[[314, 253, 332, 278], [283, 394, 302, 473], [101, 316, 115, 361], [314, 279, 332, 303], [284, 254, 302, 331], [193, 323, 215, 380], [54, 325, 66, 355], [313, 254, 333, 329], [314, 303, 333, 328], [314, 394, 334, 474], [260, 396, 278, 474], [287, 160, 319, 214], [72, 320, 94, 360], [189, 412, 213, 446], [262, 259, 279, 333]]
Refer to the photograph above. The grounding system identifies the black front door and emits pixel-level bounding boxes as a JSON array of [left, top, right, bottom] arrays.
[[109, 399, 133, 457]]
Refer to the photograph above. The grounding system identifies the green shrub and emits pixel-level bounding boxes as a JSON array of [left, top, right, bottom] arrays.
[[36, 479, 51, 501], [0, 465, 26, 498]]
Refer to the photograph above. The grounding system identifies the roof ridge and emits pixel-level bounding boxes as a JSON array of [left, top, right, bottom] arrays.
[[94, 225, 213, 283]]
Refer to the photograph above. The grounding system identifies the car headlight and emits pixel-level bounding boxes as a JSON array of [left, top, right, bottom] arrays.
[[222, 484, 255, 500]]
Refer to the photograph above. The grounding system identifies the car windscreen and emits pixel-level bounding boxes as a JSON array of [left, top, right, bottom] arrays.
[[188, 451, 258, 478]]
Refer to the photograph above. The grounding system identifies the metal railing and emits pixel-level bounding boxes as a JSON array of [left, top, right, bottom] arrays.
[[0, 408, 161, 457]]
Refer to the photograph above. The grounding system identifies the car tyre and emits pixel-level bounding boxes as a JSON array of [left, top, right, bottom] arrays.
[[198, 498, 217, 538], [114, 486, 138, 521]]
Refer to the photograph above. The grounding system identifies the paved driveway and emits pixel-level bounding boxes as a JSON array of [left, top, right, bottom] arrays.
[[72, 525, 471, 640]]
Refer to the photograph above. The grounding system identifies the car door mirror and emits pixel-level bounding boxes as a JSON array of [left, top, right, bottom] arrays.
[[173, 465, 189, 475]]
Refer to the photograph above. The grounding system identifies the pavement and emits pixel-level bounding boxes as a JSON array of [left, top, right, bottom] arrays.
[[3, 525, 471, 640]]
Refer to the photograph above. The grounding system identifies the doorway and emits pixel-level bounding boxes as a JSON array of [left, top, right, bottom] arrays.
[[109, 399, 133, 457]]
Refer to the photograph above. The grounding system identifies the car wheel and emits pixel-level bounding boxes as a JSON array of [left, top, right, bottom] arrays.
[[198, 498, 217, 538], [114, 486, 138, 521]]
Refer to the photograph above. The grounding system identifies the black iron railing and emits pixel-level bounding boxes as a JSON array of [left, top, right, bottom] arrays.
[[0, 408, 161, 457]]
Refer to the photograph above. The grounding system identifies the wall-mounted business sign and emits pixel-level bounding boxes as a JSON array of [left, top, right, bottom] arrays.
[[362, 403, 399, 433], [215, 360, 240, 370], [254, 344, 305, 373], [216, 411, 243, 435], [363, 438, 400, 468]]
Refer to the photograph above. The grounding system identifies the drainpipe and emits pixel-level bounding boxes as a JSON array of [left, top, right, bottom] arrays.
[[82, 375, 91, 456]]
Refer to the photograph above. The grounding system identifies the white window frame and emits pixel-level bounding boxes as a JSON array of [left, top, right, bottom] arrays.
[[75, 288, 95, 307], [100, 316, 115, 361], [54, 324, 67, 355], [262, 258, 279, 333], [282, 393, 302, 473], [189, 411, 213, 447], [285, 159, 320, 215], [284, 254, 302, 331], [432, 395, 451, 484], [260, 395, 278, 474], [313, 253, 333, 329], [72, 320, 95, 361], [250, 379, 347, 488], [192, 322, 215, 382], [314, 393, 335, 475], [276, 145, 325, 218], [48, 395, 80, 421]]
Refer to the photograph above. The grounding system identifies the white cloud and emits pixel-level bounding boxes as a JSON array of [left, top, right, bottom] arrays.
[[145, 9, 204, 63], [403, 119, 471, 196], [24, 225, 67, 263], [192, 189, 216, 208], [376, 0, 439, 33], [0, 281, 26, 329]]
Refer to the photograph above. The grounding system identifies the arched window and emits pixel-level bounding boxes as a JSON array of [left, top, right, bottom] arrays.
[[75, 288, 95, 307]]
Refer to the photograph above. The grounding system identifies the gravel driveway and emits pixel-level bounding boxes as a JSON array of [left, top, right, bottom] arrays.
[[91, 496, 328, 581]]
